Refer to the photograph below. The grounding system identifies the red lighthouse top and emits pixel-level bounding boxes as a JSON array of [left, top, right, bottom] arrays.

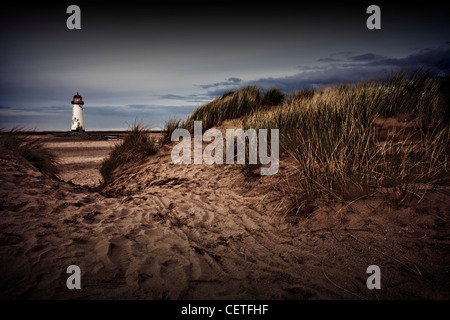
[[72, 92, 84, 105]]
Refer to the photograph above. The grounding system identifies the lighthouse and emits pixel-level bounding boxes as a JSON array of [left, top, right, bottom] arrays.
[[71, 92, 85, 132]]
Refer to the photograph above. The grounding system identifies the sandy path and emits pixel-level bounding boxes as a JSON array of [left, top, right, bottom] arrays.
[[44, 140, 117, 187], [1, 129, 449, 299], [1, 146, 314, 299]]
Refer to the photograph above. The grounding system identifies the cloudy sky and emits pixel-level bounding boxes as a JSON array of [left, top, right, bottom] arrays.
[[1, 1, 449, 130]]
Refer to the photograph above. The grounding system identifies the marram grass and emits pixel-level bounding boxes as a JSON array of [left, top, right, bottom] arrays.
[[244, 71, 449, 214]]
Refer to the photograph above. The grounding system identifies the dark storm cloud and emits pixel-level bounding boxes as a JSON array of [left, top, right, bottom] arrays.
[[158, 93, 213, 103], [160, 95, 189, 100], [329, 42, 450, 71], [368, 42, 450, 71], [349, 53, 387, 62], [297, 65, 329, 72], [198, 78, 243, 90], [179, 42, 450, 99], [313, 42, 450, 71], [187, 41, 450, 97], [248, 67, 390, 92], [317, 58, 342, 63], [239, 42, 450, 93]]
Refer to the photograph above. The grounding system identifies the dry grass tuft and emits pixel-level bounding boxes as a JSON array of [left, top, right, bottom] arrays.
[[100, 122, 160, 183], [0, 128, 59, 177]]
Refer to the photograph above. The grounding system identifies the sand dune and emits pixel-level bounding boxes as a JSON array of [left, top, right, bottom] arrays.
[[0, 124, 449, 299]]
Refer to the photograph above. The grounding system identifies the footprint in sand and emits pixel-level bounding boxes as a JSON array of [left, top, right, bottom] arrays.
[[82, 210, 102, 224], [0, 233, 23, 246]]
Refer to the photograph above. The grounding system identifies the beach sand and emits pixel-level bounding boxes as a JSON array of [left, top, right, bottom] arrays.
[[0, 123, 449, 299]]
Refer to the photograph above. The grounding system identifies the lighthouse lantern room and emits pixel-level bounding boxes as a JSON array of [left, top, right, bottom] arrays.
[[71, 92, 85, 132]]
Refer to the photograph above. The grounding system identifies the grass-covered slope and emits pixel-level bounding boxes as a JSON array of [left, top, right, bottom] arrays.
[[102, 71, 449, 218], [0, 129, 59, 177], [245, 71, 449, 212], [182, 86, 284, 132]]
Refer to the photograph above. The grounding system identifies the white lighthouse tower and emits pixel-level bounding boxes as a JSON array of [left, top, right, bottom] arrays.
[[71, 92, 85, 132]]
